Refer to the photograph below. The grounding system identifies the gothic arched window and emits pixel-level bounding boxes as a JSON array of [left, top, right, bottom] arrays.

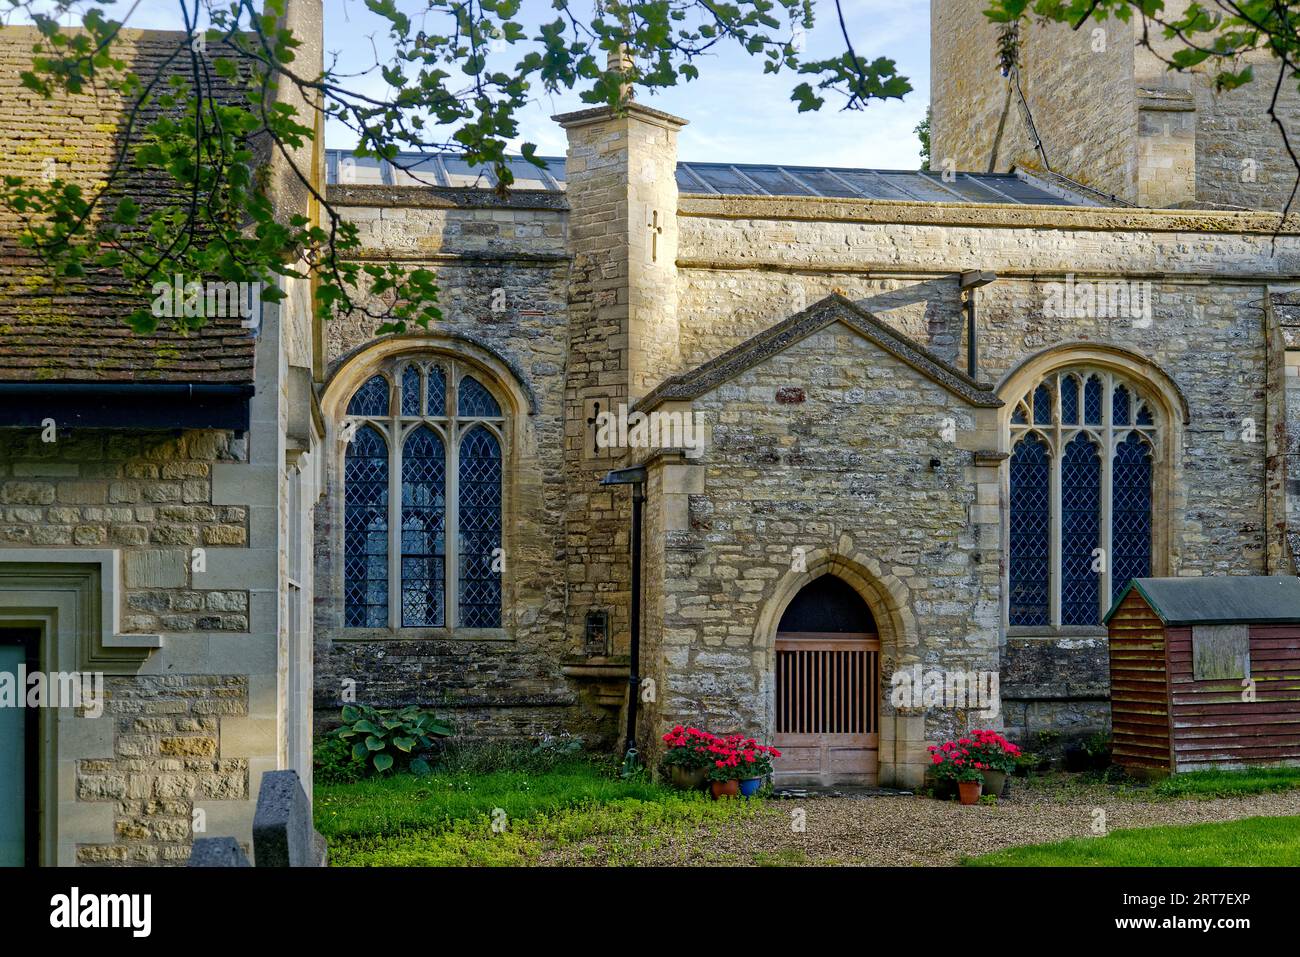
[[1008, 369, 1156, 627], [342, 359, 506, 631]]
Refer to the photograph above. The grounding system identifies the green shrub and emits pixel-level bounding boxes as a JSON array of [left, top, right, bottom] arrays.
[[314, 734, 366, 786], [1083, 730, 1112, 768], [334, 704, 453, 775]]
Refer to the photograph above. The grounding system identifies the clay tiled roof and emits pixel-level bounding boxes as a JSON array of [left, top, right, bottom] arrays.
[[0, 26, 256, 384]]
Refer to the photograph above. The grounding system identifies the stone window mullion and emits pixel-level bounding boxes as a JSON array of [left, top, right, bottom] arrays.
[[1100, 374, 1115, 623], [1009, 365, 1159, 631], [447, 419, 461, 632]]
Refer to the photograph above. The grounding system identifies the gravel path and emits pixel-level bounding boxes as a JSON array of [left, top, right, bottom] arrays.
[[541, 779, 1300, 866]]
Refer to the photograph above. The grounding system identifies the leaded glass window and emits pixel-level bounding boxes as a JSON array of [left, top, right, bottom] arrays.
[[401, 427, 446, 627], [1111, 432, 1154, 603], [1008, 368, 1158, 627], [458, 427, 503, 628], [342, 358, 506, 631], [1008, 433, 1050, 627], [344, 425, 389, 627], [1060, 434, 1101, 626]]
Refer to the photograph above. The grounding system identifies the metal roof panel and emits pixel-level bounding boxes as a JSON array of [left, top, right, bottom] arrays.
[[325, 150, 1100, 206]]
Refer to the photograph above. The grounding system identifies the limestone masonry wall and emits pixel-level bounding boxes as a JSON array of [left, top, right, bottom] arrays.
[[643, 324, 1002, 787], [314, 193, 611, 743], [933, 0, 1300, 210], [0, 424, 283, 864], [930, 0, 1137, 200], [674, 199, 1296, 743]]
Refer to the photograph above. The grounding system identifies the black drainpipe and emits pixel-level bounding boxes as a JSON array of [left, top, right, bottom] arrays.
[[626, 481, 644, 757], [959, 271, 997, 379], [965, 293, 977, 380], [600, 465, 649, 763]]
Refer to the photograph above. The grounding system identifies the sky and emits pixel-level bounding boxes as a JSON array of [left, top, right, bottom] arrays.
[[11, 0, 933, 169]]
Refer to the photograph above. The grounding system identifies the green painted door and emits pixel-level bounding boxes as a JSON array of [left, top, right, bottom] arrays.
[[0, 635, 33, 866]]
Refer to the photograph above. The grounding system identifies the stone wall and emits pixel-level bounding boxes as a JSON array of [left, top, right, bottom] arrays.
[[76, 674, 249, 865], [1138, 0, 1300, 211], [640, 320, 1004, 788], [932, 0, 1300, 210], [315, 187, 615, 744], [930, 0, 1137, 201], [672, 194, 1298, 746], [0, 421, 287, 864], [556, 104, 686, 677]]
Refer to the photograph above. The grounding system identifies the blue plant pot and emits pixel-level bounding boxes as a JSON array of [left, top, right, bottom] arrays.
[[739, 777, 762, 798]]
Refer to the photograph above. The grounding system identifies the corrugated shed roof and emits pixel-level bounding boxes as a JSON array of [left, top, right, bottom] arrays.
[[0, 27, 256, 385], [325, 149, 1103, 206], [1106, 576, 1300, 626]]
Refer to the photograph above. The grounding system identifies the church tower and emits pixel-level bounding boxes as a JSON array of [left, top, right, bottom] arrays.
[[930, 0, 1300, 210]]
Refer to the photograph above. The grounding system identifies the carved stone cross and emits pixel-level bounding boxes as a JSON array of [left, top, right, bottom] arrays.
[[647, 210, 662, 263], [586, 401, 602, 455]]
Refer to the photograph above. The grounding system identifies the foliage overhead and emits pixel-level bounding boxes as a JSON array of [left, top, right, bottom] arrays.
[[0, 0, 912, 334]]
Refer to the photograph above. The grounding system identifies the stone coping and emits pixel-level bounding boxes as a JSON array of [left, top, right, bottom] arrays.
[[636, 293, 1002, 413], [552, 102, 688, 131], [328, 183, 569, 211], [678, 193, 1300, 236]]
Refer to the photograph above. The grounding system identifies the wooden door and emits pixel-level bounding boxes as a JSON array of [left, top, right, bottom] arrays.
[[774, 631, 879, 787]]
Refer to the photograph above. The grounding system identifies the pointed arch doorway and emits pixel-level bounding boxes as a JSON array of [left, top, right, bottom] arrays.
[[774, 575, 879, 787]]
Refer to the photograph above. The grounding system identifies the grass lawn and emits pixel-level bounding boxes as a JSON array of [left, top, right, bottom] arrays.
[[964, 814, 1300, 867], [1151, 767, 1300, 799], [314, 760, 766, 866]]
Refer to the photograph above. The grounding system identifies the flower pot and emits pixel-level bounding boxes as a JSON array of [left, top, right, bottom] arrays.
[[738, 777, 762, 798], [669, 765, 708, 791], [980, 769, 1007, 798], [957, 780, 983, 805], [710, 780, 740, 800]]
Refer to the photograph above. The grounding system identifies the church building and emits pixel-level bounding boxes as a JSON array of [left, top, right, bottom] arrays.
[[2, 0, 1299, 864]]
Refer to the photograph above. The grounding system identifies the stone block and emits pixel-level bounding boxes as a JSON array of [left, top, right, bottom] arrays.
[[188, 837, 252, 867], [251, 770, 328, 867], [124, 549, 188, 588]]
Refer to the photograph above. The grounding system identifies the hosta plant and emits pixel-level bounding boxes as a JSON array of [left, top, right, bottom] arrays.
[[334, 704, 453, 775]]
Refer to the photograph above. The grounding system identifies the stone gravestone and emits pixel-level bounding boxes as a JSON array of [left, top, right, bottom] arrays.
[[252, 769, 328, 867], [186, 768, 327, 867], [188, 837, 251, 867]]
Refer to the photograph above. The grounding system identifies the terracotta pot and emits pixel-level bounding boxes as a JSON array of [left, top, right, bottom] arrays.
[[669, 765, 708, 791], [980, 769, 1007, 798], [957, 779, 983, 805], [710, 779, 740, 800]]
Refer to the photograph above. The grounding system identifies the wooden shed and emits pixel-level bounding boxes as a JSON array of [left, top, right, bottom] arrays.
[[1104, 576, 1300, 775]]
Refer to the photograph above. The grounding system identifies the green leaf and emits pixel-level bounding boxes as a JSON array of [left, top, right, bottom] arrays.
[[392, 736, 416, 752], [111, 197, 139, 225], [372, 752, 394, 773], [365, 735, 385, 751]]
